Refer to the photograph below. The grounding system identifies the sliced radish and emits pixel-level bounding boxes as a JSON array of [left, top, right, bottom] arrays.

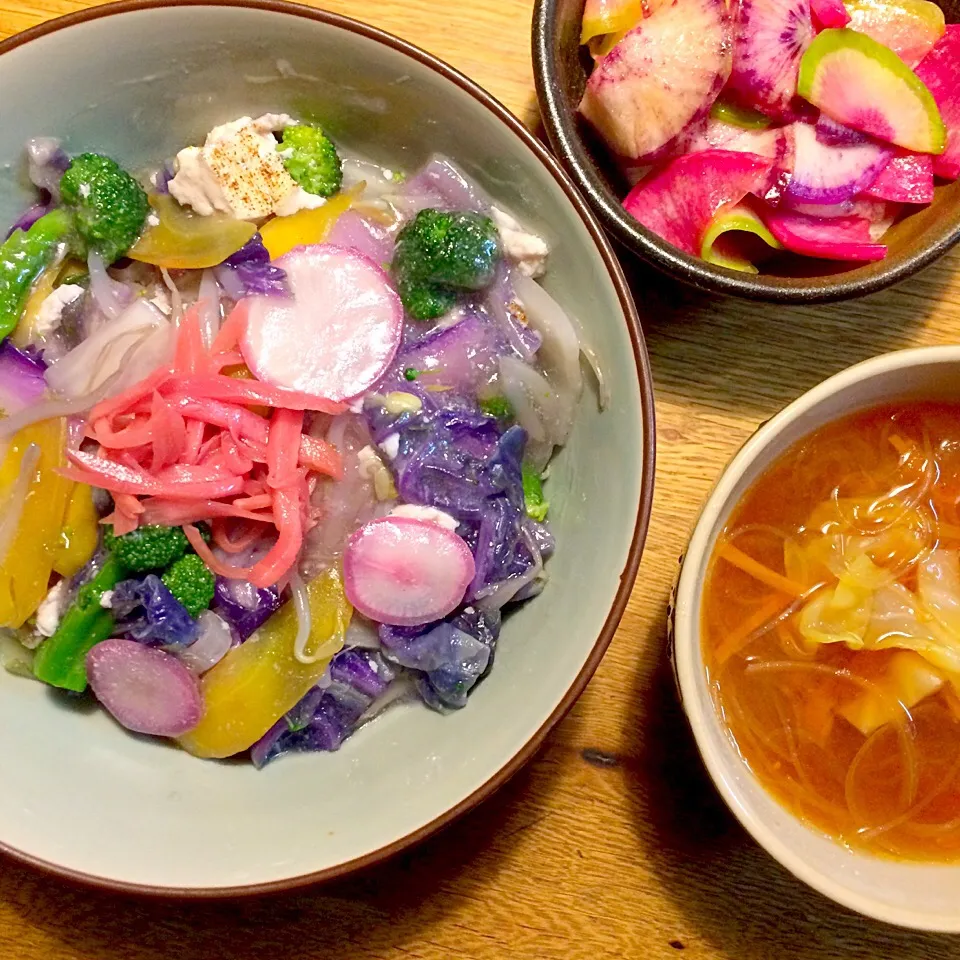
[[343, 516, 476, 627], [914, 25, 960, 181], [811, 0, 850, 29], [578, 0, 732, 160], [242, 244, 402, 402], [728, 0, 816, 119], [785, 120, 892, 203], [797, 28, 946, 154], [87, 638, 203, 737], [863, 149, 935, 202], [761, 206, 888, 259], [623, 149, 775, 256], [845, 0, 945, 68]]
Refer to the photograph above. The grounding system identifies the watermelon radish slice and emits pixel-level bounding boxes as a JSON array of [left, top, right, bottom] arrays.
[[783, 196, 893, 220], [815, 113, 871, 145], [242, 244, 402, 402], [343, 517, 476, 627], [701, 203, 783, 272], [785, 120, 892, 203], [87, 639, 203, 737], [845, 0, 945, 67], [863, 149, 935, 201], [728, 0, 816, 118], [623, 149, 775, 255], [761, 206, 888, 258], [579, 0, 732, 159], [914, 26, 960, 181], [811, 0, 850, 29], [797, 28, 946, 153]]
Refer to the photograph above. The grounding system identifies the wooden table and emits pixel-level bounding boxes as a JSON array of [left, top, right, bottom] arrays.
[[3, 0, 960, 957]]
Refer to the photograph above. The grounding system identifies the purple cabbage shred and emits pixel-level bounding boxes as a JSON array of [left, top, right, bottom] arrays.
[[251, 649, 399, 767], [212, 576, 281, 641], [215, 234, 290, 299], [111, 575, 199, 645]]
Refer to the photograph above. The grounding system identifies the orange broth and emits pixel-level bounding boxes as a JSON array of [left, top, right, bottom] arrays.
[[703, 402, 960, 861]]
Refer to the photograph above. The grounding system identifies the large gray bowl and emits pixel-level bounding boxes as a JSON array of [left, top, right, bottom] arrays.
[[0, 0, 654, 896]]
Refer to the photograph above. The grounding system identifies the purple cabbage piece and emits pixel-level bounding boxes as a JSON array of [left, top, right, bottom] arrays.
[[326, 210, 395, 264], [365, 393, 543, 605], [212, 576, 281, 641], [251, 649, 399, 767], [26, 138, 69, 200], [0, 342, 47, 412], [380, 607, 500, 709], [154, 163, 175, 195], [485, 264, 542, 362], [377, 309, 508, 397], [214, 234, 290, 299], [397, 156, 489, 217], [111, 575, 199, 645], [4, 203, 52, 241]]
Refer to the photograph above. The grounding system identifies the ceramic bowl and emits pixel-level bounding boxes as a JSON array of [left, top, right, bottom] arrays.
[[0, 0, 655, 895], [674, 345, 960, 931], [532, 0, 960, 303]]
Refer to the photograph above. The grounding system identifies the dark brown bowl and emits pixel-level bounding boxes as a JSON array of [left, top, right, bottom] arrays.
[[533, 0, 960, 302]]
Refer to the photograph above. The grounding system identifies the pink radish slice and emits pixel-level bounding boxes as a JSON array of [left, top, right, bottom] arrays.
[[914, 25, 960, 181], [761, 207, 888, 259], [87, 639, 203, 737], [242, 244, 402, 402], [811, 0, 850, 29], [863, 149, 935, 202], [785, 121, 892, 204], [782, 196, 892, 220], [623, 149, 774, 256], [578, 0, 732, 160], [343, 517, 476, 627], [728, 0, 816, 118]]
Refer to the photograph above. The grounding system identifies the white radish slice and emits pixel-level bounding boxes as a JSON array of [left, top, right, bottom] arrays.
[[242, 244, 402, 402], [86, 638, 203, 737], [343, 517, 476, 627]]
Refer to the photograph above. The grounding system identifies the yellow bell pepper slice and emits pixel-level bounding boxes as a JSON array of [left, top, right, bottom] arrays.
[[0, 418, 73, 628], [179, 567, 351, 759], [11, 268, 57, 349], [53, 483, 99, 579], [128, 194, 256, 270], [259, 184, 363, 260]]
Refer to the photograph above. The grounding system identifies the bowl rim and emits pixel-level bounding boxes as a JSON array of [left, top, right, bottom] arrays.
[[530, 0, 960, 305], [674, 345, 960, 932], [0, 0, 656, 899]]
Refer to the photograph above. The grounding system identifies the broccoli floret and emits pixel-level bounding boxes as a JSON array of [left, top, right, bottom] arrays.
[[0, 208, 75, 338], [104, 524, 189, 573], [392, 208, 501, 321], [59, 153, 149, 263], [522, 463, 549, 523], [279, 125, 343, 199], [160, 554, 215, 618]]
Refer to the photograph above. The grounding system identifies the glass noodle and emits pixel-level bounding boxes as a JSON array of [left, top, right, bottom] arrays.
[[703, 403, 960, 861]]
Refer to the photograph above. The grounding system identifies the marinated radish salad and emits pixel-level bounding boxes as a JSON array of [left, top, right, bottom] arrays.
[[0, 114, 602, 765], [579, 0, 959, 271]]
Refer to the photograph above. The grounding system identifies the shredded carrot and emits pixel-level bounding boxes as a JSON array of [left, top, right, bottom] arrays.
[[888, 433, 912, 455], [716, 594, 790, 665], [716, 542, 805, 598]]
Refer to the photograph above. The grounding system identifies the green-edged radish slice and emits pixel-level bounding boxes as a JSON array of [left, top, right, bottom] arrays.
[[709, 99, 773, 130], [700, 203, 782, 273], [797, 28, 945, 154]]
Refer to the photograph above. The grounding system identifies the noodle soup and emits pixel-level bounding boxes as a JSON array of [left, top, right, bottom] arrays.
[[703, 402, 960, 862]]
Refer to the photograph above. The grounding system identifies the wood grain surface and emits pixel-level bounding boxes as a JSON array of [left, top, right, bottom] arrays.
[[3, 0, 960, 957]]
